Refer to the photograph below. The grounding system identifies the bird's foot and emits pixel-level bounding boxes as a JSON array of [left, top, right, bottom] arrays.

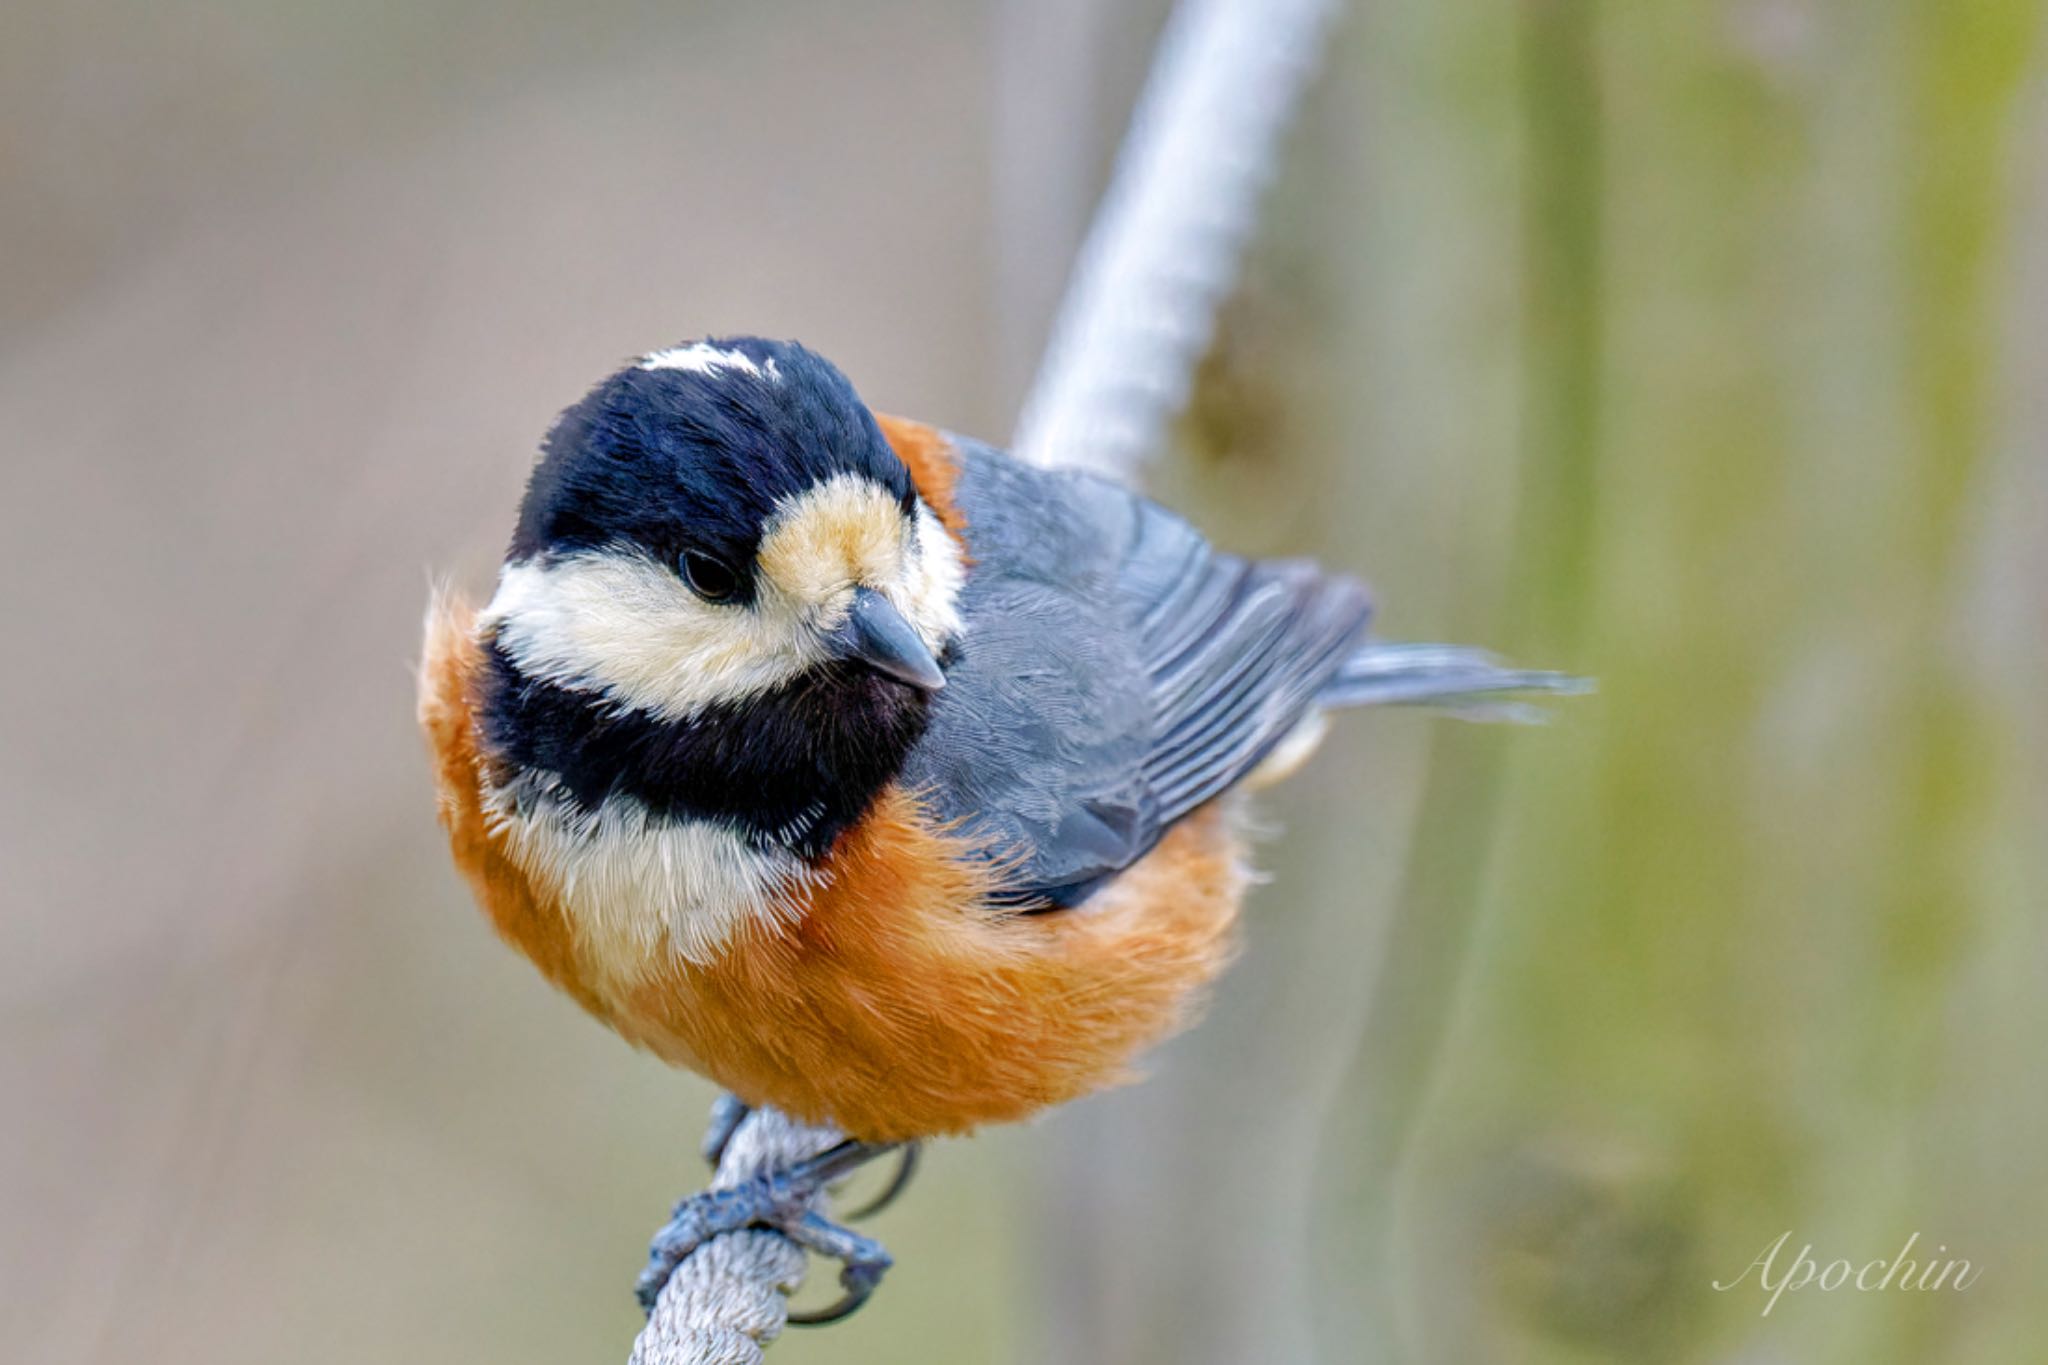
[[700, 1093, 751, 1168], [637, 1138, 899, 1325], [842, 1140, 921, 1220]]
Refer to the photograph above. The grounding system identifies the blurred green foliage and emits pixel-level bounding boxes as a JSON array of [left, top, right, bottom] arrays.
[[1340, 3, 2048, 1362]]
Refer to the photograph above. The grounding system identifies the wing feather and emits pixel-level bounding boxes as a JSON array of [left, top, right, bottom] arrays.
[[902, 438, 1372, 904]]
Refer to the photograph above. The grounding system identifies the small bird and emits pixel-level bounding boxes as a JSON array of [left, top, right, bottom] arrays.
[[420, 336, 1576, 1318]]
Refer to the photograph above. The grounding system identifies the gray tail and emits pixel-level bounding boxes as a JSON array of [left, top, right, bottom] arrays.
[[1318, 642, 1591, 723]]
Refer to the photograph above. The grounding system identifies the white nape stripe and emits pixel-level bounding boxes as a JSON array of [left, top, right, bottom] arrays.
[[639, 342, 782, 381], [485, 773, 815, 969]]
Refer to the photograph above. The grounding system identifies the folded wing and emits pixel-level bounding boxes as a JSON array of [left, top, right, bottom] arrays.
[[902, 439, 1371, 905]]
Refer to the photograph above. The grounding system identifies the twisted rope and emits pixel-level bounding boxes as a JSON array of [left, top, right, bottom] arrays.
[[631, 1108, 847, 1365], [629, 1, 1338, 1358]]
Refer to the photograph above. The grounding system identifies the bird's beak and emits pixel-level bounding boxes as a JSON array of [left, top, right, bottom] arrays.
[[830, 587, 946, 691]]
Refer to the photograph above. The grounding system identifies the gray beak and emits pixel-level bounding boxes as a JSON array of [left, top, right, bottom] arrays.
[[831, 587, 946, 691]]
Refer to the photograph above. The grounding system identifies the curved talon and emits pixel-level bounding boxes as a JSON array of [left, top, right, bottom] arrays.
[[638, 1140, 901, 1319], [700, 1094, 751, 1168], [843, 1141, 921, 1221], [785, 1243, 892, 1326]]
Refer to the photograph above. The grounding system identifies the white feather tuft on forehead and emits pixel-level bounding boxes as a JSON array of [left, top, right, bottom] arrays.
[[638, 342, 783, 381]]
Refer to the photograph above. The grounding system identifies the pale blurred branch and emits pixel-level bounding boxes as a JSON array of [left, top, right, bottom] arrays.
[[1010, 0, 1343, 478]]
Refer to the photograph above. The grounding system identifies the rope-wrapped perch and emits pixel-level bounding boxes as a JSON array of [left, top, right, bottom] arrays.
[[631, 1108, 848, 1365]]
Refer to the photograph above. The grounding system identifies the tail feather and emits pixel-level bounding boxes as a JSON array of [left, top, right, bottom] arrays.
[[1318, 642, 1591, 722]]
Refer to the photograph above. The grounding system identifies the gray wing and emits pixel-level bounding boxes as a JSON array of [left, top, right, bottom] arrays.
[[901, 438, 1372, 905]]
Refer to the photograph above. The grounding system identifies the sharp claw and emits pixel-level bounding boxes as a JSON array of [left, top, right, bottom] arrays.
[[700, 1094, 751, 1168], [785, 1238, 893, 1326], [638, 1140, 903, 1321], [842, 1141, 921, 1221]]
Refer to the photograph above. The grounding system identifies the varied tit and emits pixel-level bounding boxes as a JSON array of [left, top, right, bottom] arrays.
[[419, 336, 1578, 1317]]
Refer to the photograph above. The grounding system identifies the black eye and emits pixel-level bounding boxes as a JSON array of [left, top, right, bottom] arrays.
[[678, 550, 740, 603]]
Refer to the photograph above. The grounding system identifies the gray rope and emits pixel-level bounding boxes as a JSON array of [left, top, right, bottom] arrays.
[[627, 1, 1340, 1358], [630, 1108, 847, 1365]]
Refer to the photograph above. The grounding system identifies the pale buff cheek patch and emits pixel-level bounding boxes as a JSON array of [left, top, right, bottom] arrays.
[[481, 552, 827, 721], [484, 477, 965, 724]]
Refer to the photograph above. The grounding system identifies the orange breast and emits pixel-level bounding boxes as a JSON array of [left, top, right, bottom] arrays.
[[420, 594, 1247, 1141]]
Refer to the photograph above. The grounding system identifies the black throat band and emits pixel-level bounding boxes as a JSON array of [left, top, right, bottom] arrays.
[[477, 639, 934, 861]]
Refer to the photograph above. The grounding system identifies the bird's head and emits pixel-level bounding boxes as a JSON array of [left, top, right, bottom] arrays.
[[481, 338, 963, 721]]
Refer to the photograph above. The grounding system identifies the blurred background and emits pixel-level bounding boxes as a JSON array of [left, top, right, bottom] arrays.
[[4, 1, 2046, 1362]]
